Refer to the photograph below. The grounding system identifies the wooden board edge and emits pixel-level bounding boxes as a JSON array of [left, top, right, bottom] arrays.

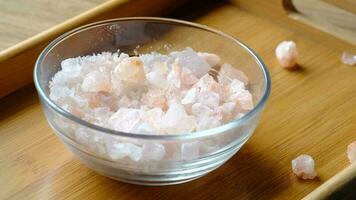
[[303, 163, 356, 200]]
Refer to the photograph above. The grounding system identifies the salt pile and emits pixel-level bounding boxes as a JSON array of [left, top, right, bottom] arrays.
[[50, 47, 253, 162]]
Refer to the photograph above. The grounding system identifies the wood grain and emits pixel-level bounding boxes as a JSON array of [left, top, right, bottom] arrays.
[[0, 0, 108, 51], [0, 1, 356, 199], [0, 0, 187, 98]]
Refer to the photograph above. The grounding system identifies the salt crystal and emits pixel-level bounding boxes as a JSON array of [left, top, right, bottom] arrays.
[[167, 60, 182, 89], [170, 47, 211, 77], [161, 102, 196, 134], [347, 141, 356, 163], [191, 103, 214, 117], [75, 128, 90, 145], [181, 141, 200, 160], [275, 41, 298, 69], [197, 52, 222, 67], [142, 143, 166, 161], [141, 89, 167, 109], [146, 71, 169, 90], [106, 142, 142, 161], [113, 57, 146, 84], [88, 134, 106, 155], [341, 52, 356, 66], [181, 87, 198, 105], [181, 67, 199, 86], [142, 107, 164, 133], [196, 116, 221, 131], [228, 89, 254, 110], [218, 63, 249, 85], [292, 154, 317, 180], [194, 74, 220, 93], [198, 90, 220, 109], [108, 108, 142, 132], [82, 71, 111, 92]]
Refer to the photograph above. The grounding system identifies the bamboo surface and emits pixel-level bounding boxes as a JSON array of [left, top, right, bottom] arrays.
[[1, 0, 356, 199]]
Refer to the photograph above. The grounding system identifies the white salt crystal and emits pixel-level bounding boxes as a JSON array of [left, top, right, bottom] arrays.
[[218, 63, 249, 85], [275, 40, 298, 69], [88, 134, 106, 155], [161, 102, 196, 134], [142, 143, 166, 161], [142, 107, 164, 133], [113, 57, 146, 84], [341, 52, 356, 66], [181, 67, 199, 86], [141, 89, 167, 109], [347, 141, 356, 163], [108, 108, 142, 132], [75, 128, 90, 145], [196, 116, 221, 131], [198, 90, 220, 109], [181, 141, 200, 160], [106, 142, 142, 161], [146, 71, 169, 90], [181, 87, 198, 105], [197, 52, 222, 67], [170, 47, 211, 77], [292, 154, 317, 180], [191, 103, 214, 117], [81, 71, 112, 93]]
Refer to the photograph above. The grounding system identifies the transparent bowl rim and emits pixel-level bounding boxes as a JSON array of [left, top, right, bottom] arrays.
[[34, 17, 271, 140]]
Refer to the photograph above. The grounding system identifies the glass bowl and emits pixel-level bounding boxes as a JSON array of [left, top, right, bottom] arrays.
[[34, 17, 271, 185]]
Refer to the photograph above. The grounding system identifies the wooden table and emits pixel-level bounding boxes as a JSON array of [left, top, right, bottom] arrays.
[[1, 0, 355, 199]]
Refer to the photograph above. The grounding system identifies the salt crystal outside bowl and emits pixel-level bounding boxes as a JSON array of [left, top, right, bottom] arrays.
[[34, 17, 271, 185]]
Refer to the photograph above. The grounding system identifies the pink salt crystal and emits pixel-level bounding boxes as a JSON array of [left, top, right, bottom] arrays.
[[141, 89, 167, 109], [145, 61, 169, 89], [198, 90, 220, 109], [292, 154, 317, 180], [142, 108, 164, 133], [142, 143, 166, 161], [88, 92, 118, 110], [341, 52, 356, 66], [106, 142, 142, 161], [195, 74, 220, 93], [114, 57, 146, 84], [275, 40, 298, 69], [228, 89, 254, 110], [181, 88, 198, 105], [118, 95, 131, 107], [93, 107, 112, 124], [196, 116, 221, 131], [161, 102, 196, 134], [167, 60, 182, 89], [218, 63, 249, 85], [153, 61, 169, 74], [146, 71, 169, 90], [191, 103, 214, 117], [216, 102, 236, 122], [81, 71, 112, 93], [108, 108, 142, 132], [197, 52, 222, 67], [181, 67, 199, 86], [347, 141, 356, 163], [181, 141, 200, 160]]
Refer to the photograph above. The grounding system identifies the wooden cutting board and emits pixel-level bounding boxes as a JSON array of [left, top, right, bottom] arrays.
[[0, 0, 355, 199]]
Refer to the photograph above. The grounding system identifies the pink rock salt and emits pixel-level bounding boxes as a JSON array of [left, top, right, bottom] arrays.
[[275, 41, 298, 69], [50, 48, 252, 136], [141, 89, 167, 110], [292, 154, 317, 180], [347, 141, 356, 163]]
